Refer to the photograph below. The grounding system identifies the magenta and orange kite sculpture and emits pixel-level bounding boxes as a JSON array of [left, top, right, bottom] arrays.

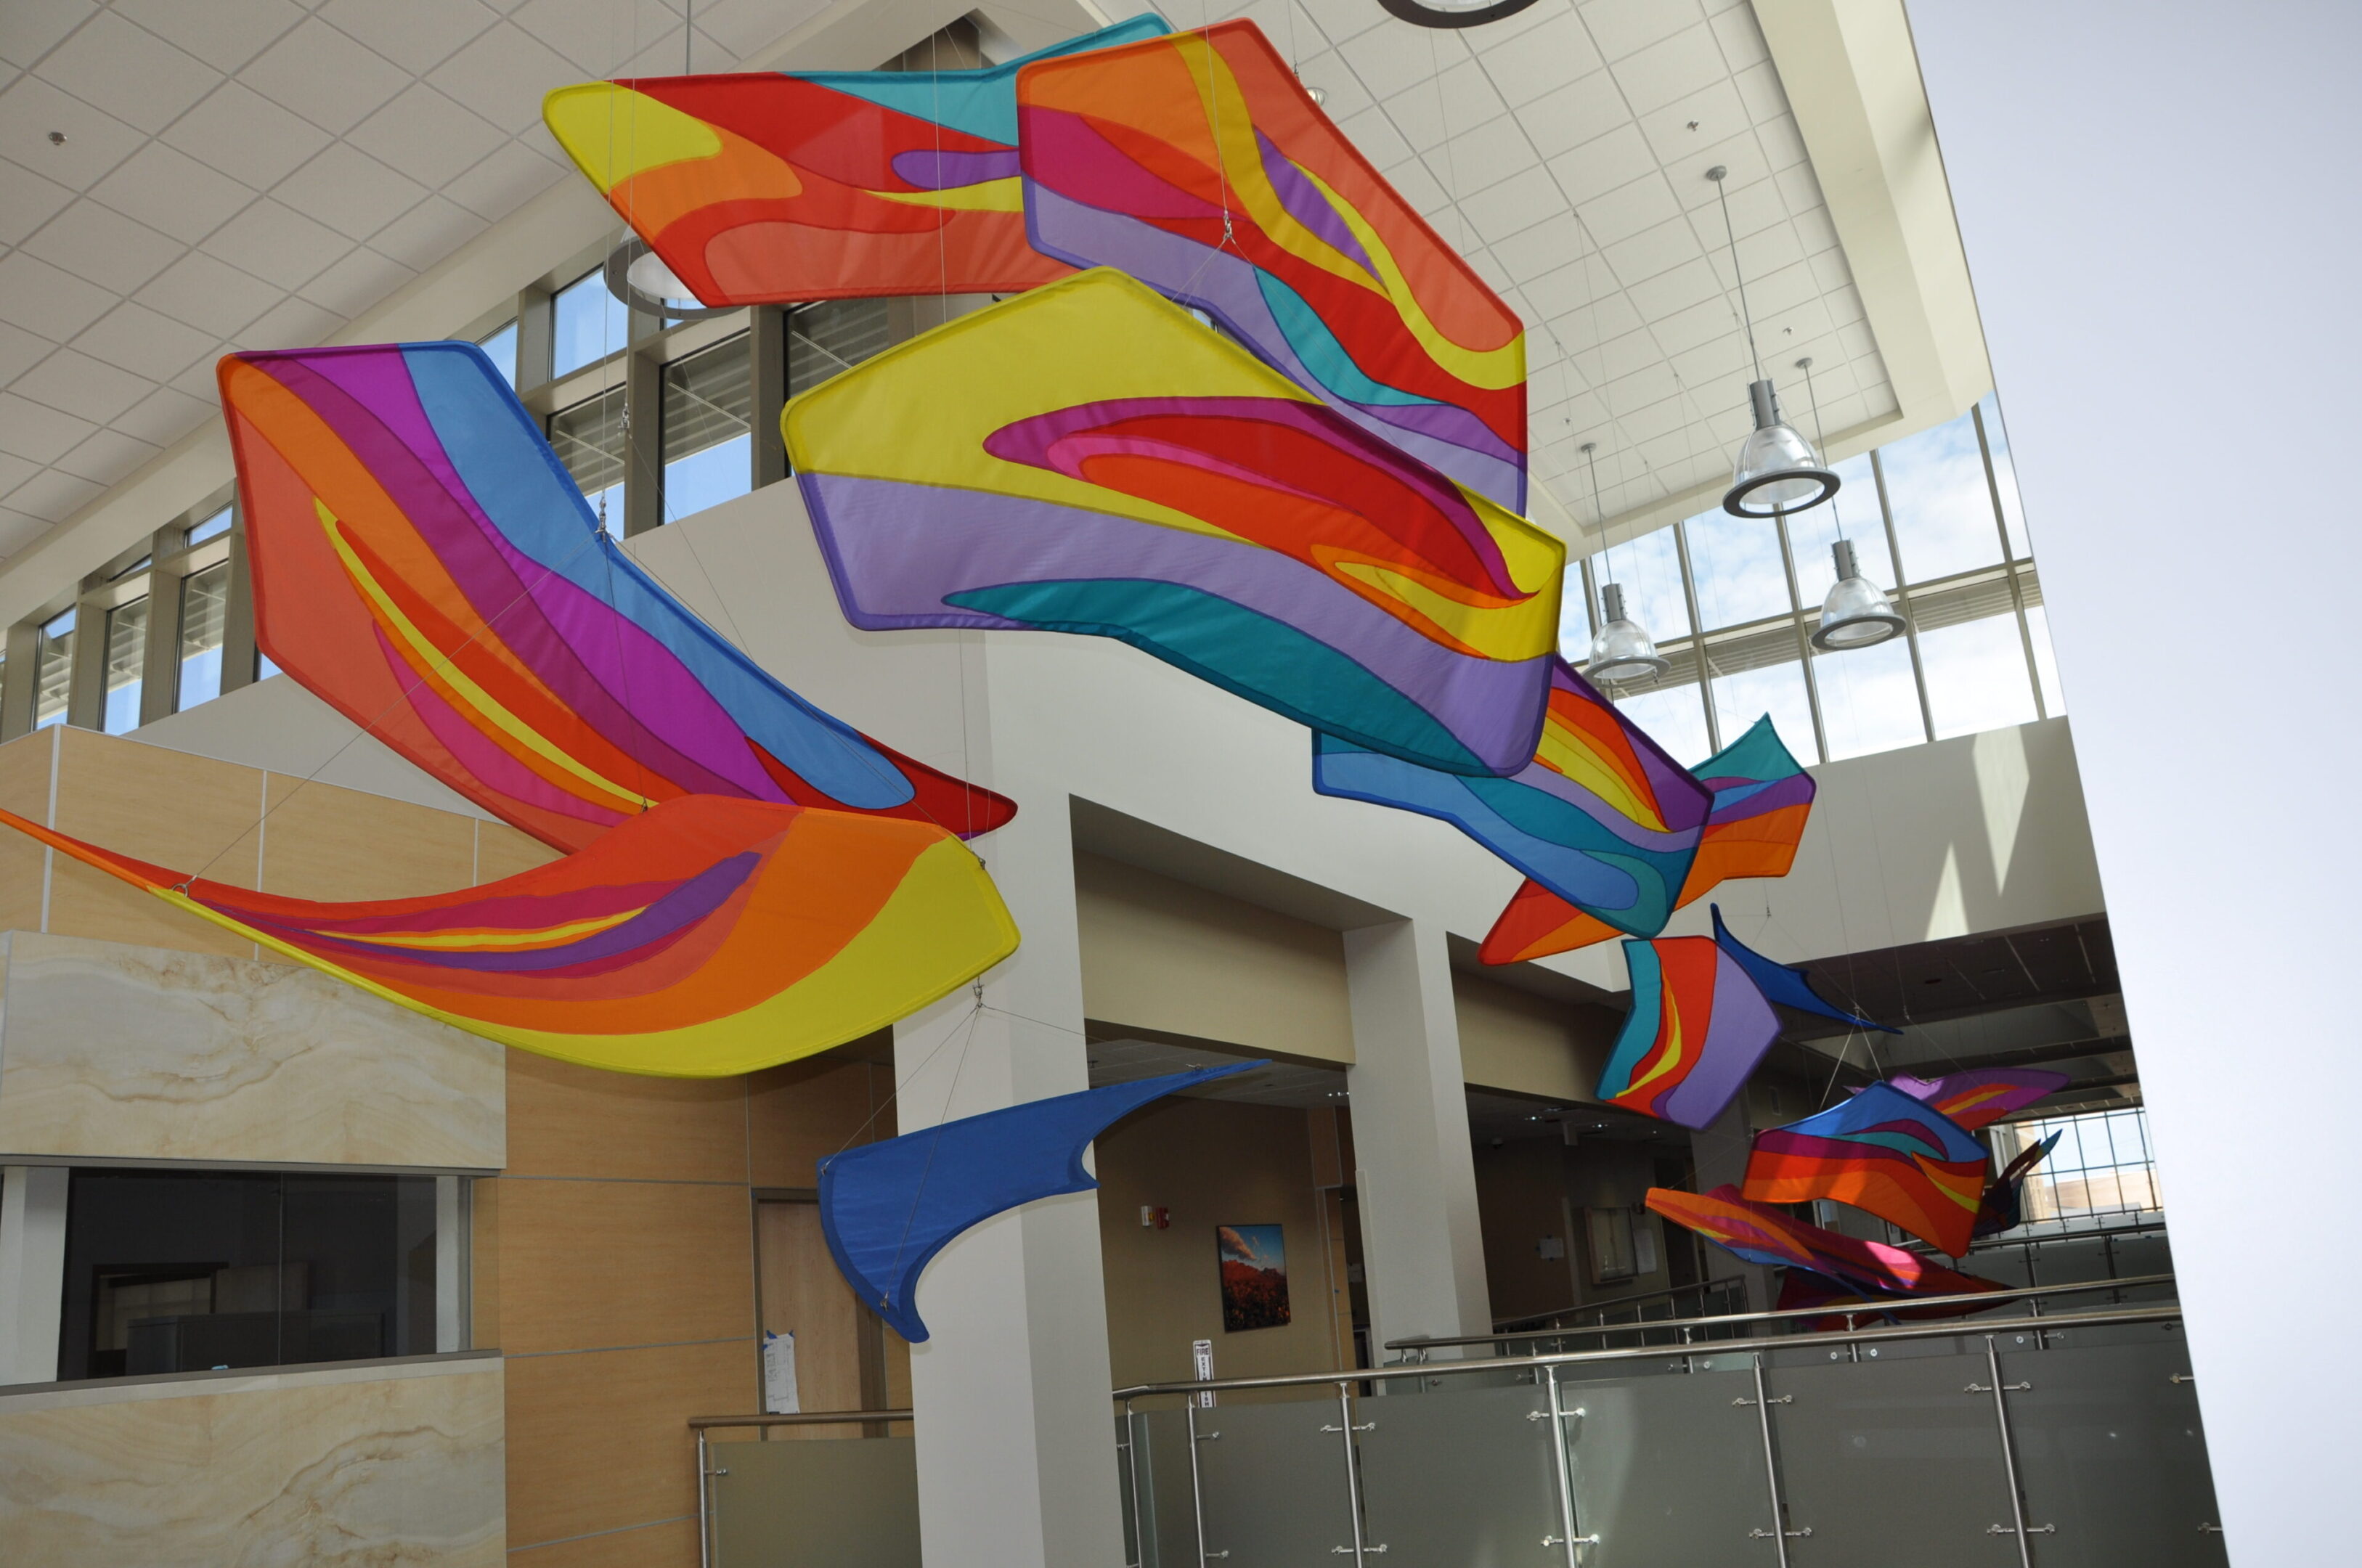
[[219, 341, 1014, 854], [1018, 20, 1529, 513], [1743, 1082, 1990, 1257], [786, 267, 1564, 777], [0, 796, 1017, 1077], [1648, 1185, 2005, 1305], [542, 16, 1171, 305]]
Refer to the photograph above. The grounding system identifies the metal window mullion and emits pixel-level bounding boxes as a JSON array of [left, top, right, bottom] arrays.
[[65, 585, 107, 730], [1671, 521, 1721, 755], [139, 524, 184, 727], [752, 304, 788, 487], [1773, 510, 1828, 763], [623, 338, 665, 539], [1871, 449, 1936, 743], [221, 509, 259, 695], [0, 619, 37, 738], [514, 282, 555, 396], [1972, 401, 2048, 722]]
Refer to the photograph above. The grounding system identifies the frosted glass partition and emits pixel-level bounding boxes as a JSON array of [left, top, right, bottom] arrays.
[[709, 1435, 919, 1568], [1357, 1381, 1561, 1561]]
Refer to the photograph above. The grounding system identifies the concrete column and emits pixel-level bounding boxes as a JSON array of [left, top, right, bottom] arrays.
[[0, 1165, 69, 1386], [1690, 1096, 1774, 1312], [891, 729, 1125, 1568], [1342, 918, 1490, 1355]]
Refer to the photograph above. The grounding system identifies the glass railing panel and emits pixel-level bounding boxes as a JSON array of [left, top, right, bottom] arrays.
[[1761, 1345, 2021, 1565], [1995, 1333, 2228, 1561], [1192, 1394, 1359, 1566], [1357, 1381, 1560, 1561], [1122, 1408, 1202, 1568], [1562, 1360, 1777, 1563], [709, 1435, 919, 1568]]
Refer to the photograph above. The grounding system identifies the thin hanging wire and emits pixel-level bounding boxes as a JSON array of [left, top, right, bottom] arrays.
[[1710, 172, 1764, 383], [1798, 356, 1846, 542]]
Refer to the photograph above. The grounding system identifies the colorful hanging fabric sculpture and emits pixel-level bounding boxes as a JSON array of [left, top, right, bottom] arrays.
[[219, 342, 1014, 854], [0, 796, 1016, 1078], [542, 16, 1172, 304], [1775, 1265, 2010, 1328], [1595, 923, 1783, 1130], [1310, 658, 1709, 936], [1018, 21, 1528, 511], [1482, 715, 1815, 963], [1709, 906, 1895, 1034], [1975, 1130, 2064, 1238], [1647, 1185, 2006, 1305], [1743, 1082, 1990, 1256], [1884, 1068, 2070, 1132], [821, 1061, 1253, 1340], [786, 267, 1565, 777]]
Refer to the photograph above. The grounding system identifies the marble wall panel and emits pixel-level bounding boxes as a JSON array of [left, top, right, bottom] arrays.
[[0, 931, 503, 1170], [0, 1355, 503, 1565]]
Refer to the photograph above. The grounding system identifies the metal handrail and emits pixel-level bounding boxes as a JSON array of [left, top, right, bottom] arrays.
[[1114, 1301, 2181, 1401], [693, 1409, 911, 1568], [1491, 1275, 1748, 1332], [1387, 1271, 2175, 1355]]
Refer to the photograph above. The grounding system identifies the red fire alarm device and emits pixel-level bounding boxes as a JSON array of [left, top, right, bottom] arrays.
[[1140, 1205, 1171, 1230]]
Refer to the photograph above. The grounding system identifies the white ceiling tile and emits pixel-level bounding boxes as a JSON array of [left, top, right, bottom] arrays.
[[1336, 26, 1442, 105], [200, 198, 351, 292], [115, 0, 305, 73], [1646, 293, 1733, 357], [1576, 171, 1679, 248], [4, 465, 101, 520], [428, 21, 582, 134], [1707, 3, 1770, 73], [1336, 105, 1412, 171], [12, 346, 152, 424], [111, 382, 214, 446], [1730, 59, 1787, 123], [1772, 160, 1826, 219], [1608, 23, 1727, 118], [0, 389, 97, 461], [0, 321, 52, 383], [274, 142, 429, 242], [367, 195, 486, 273], [1791, 205, 1838, 258], [1438, 113, 1540, 195], [1637, 78, 1746, 165], [1457, 163, 1563, 246], [163, 81, 332, 190], [1620, 246, 1718, 311], [134, 250, 280, 338], [0, 452, 37, 497], [235, 293, 340, 354], [1545, 122, 1655, 208], [0, 0, 96, 70], [0, 248, 115, 339], [1677, 134, 1771, 208], [53, 425, 160, 484], [1295, 51, 1370, 123], [1545, 285, 1642, 354], [165, 358, 219, 404], [319, 0, 499, 75], [1491, 216, 1583, 298], [1478, 13, 1604, 105], [516, 117, 569, 164], [1294, 0, 1390, 52], [0, 73, 146, 188], [70, 299, 217, 382], [691, 0, 820, 60], [1757, 113, 1807, 173], [511, 0, 682, 77], [0, 506, 53, 556], [0, 155, 74, 243], [444, 136, 564, 220], [1517, 71, 1631, 162], [1666, 330, 1748, 391], [239, 17, 410, 135], [37, 11, 220, 134], [89, 141, 253, 244], [21, 197, 181, 294], [349, 83, 507, 187], [1577, 0, 1703, 63], [297, 246, 415, 318]]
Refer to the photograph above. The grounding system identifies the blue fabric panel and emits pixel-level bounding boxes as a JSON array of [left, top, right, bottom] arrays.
[[1711, 905, 1899, 1034]]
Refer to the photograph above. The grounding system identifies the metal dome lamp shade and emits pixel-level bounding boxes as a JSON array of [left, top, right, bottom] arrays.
[[1708, 166, 1837, 518], [1813, 538, 1906, 650], [1577, 442, 1671, 682]]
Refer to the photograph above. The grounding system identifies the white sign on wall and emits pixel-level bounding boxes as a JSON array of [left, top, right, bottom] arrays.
[[762, 1328, 800, 1415], [1192, 1338, 1215, 1408]]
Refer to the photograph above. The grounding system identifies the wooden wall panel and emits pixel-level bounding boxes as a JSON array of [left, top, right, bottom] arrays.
[[504, 1339, 754, 1553], [475, 822, 561, 884], [757, 1200, 866, 1427], [44, 857, 254, 958], [261, 775, 476, 900], [472, 1176, 502, 1352], [52, 725, 263, 888], [505, 1051, 749, 1183], [507, 1516, 699, 1567], [496, 1180, 754, 1356], [0, 731, 49, 934], [748, 1051, 887, 1189]]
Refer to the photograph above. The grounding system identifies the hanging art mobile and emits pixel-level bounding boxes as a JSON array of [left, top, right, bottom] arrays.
[[1743, 1081, 1991, 1257], [1879, 1067, 2071, 1132], [1647, 1185, 2005, 1305]]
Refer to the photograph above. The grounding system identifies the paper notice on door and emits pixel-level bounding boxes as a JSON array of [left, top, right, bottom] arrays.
[[762, 1329, 800, 1415]]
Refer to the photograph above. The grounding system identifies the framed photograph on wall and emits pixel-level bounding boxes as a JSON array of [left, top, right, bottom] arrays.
[[1217, 1224, 1291, 1331], [1585, 1207, 1637, 1284]]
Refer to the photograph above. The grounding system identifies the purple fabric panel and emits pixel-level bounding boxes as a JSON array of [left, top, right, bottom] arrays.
[[890, 147, 1022, 189], [1024, 185, 1528, 510], [1706, 772, 1817, 822], [1550, 660, 1713, 836], [252, 351, 774, 803], [1659, 946, 1782, 1128], [802, 473, 1550, 770], [1254, 128, 1377, 279], [1502, 760, 1706, 854]]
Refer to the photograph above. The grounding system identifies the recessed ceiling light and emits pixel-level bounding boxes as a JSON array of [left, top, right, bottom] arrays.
[[47, 131, 66, 146]]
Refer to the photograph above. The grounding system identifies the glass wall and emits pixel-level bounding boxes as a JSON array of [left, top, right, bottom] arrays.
[[177, 561, 229, 710], [55, 1168, 444, 1381], [1573, 395, 2058, 769], [102, 597, 146, 734], [33, 608, 74, 729], [1994, 1106, 2162, 1225], [548, 385, 627, 536], [661, 332, 752, 521], [550, 269, 630, 378]]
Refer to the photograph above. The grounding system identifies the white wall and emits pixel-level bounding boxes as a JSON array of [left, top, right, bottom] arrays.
[[1907, 6, 2361, 1560]]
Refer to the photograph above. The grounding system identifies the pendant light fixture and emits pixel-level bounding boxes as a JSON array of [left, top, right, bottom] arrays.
[[1708, 166, 1838, 518], [1791, 356, 1905, 650], [1580, 443, 1671, 682]]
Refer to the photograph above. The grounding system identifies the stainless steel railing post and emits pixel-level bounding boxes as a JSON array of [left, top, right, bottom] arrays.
[[1121, 1397, 1144, 1568], [696, 1428, 712, 1568], [1185, 1398, 1212, 1564], [1974, 1336, 2053, 1566], [1329, 1379, 1375, 1561], [1542, 1365, 1584, 1567], [1739, 1354, 1807, 1562]]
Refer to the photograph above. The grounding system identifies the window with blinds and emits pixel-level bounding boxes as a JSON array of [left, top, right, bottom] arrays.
[[661, 332, 752, 521]]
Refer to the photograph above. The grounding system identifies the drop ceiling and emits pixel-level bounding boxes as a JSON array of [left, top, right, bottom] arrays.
[[0, 0, 1934, 576]]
